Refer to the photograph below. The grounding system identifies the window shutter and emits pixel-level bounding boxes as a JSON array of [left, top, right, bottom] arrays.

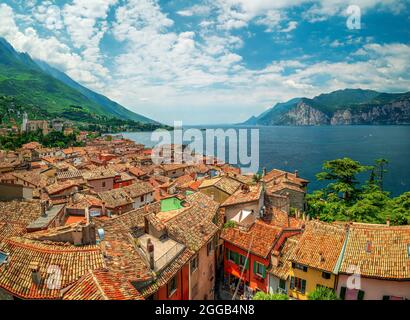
[[233, 252, 239, 264], [245, 258, 249, 270], [225, 248, 229, 260], [357, 290, 365, 300], [340, 287, 346, 300], [253, 261, 257, 274], [301, 280, 306, 294]]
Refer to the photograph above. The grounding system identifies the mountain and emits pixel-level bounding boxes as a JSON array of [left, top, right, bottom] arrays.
[[241, 89, 410, 126], [0, 37, 157, 124]]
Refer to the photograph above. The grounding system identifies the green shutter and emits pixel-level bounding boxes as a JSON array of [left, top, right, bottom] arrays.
[[245, 258, 249, 270], [253, 261, 257, 274], [301, 280, 306, 294], [340, 287, 346, 300], [225, 248, 229, 260], [261, 265, 266, 279], [233, 252, 239, 264], [358, 290, 365, 300]]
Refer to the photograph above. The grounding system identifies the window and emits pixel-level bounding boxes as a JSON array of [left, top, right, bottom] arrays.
[[279, 279, 286, 291], [102, 182, 106, 188], [292, 262, 308, 272], [228, 249, 237, 263], [168, 275, 178, 297], [290, 277, 306, 294], [238, 255, 247, 267], [254, 262, 266, 278], [191, 255, 199, 273], [322, 272, 331, 279], [140, 195, 144, 202]]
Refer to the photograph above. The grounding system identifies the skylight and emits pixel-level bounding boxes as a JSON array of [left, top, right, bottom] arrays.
[[0, 251, 9, 265]]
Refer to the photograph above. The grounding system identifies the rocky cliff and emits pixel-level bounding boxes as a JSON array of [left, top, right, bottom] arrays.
[[241, 89, 410, 126]]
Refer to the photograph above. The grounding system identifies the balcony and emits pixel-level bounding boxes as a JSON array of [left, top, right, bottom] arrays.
[[138, 234, 185, 272]]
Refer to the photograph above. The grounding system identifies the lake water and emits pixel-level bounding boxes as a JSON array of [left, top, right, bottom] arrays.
[[121, 126, 410, 196]]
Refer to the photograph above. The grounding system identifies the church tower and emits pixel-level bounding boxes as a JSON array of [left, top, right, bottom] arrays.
[[21, 112, 28, 133]]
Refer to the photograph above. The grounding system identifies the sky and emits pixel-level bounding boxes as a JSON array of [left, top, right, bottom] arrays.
[[0, 0, 409, 125]]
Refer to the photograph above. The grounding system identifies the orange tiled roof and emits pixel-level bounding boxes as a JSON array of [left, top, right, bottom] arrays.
[[269, 236, 299, 280], [0, 237, 105, 299], [0, 200, 42, 241], [339, 224, 410, 280], [221, 220, 282, 258], [199, 176, 242, 195], [165, 192, 220, 252], [63, 269, 143, 300], [290, 220, 346, 273], [261, 208, 304, 229], [221, 184, 263, 207]]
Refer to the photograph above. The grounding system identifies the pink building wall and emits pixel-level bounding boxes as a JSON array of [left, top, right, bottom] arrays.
[[189, 241, 215, 300], [88, 177, 114, 193], [337, 274, 410, 300]]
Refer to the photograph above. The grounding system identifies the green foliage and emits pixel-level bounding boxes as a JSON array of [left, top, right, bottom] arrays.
[[307, 158, 410, 226], [253, 292, 289, 300], [308, 287, 339, 300], [223, 221, 237, 229], [316, 157, 371, 201], [0, 130, 82, 150]]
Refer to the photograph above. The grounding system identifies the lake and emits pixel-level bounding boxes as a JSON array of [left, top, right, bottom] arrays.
[[121, 126, 410, 196]]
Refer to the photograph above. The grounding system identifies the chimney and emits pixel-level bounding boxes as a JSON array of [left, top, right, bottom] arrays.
[[101, 202, 106, 216], [294, 170, 299, 178], [285, 172, 288, 179], [262, 167, 267, 177], [147, 238, 155, 270], [40, 201, 47, 217], [85, 207, 90, 225], [386, 217, 390, 227], [319, 252, 325, 263], [30, 261, 41, 286]]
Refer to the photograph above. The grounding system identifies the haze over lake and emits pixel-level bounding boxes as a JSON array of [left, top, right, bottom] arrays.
[[122, 126, 410, 196]]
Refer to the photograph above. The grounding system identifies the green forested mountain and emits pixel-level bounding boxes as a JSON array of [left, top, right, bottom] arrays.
[[0, 37, 156, 124]]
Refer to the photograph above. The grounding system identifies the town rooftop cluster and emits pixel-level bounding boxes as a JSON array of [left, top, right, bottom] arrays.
[[0, 133, 409, 300]]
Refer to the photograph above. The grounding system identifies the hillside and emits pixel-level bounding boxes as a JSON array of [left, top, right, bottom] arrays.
[[0, 37, 156, 125], [241, 89, 410, 126]]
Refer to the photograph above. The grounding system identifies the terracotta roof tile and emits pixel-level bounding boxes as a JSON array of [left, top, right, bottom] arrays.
[[339, 224, 410, 280], [63, 269, 143, 300], [221, 220, 282, 258], [0, 237, 105, 299], [290, 221, 346, 272]]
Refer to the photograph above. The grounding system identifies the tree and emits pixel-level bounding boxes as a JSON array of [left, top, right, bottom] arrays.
[[316, 158, 371, 201], [374, 158, 389, 191], [253, 292, 289, 300], [308, 287, 339, 300], [253, 173, 262, 183]]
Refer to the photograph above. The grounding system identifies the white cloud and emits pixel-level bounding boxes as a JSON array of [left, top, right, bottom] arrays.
[[0, 3, 108, 89]]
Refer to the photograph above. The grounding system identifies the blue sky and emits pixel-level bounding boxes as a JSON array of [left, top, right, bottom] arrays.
[[0, 0, 409, 124]]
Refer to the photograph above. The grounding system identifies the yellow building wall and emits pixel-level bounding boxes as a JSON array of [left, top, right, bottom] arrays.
[[199, 186, 229, 204], [288, 266, 337, 300]]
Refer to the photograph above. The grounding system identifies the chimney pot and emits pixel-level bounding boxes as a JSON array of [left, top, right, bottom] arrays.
[[30, 261, 41, 286], [147, 238, 155, 269]]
